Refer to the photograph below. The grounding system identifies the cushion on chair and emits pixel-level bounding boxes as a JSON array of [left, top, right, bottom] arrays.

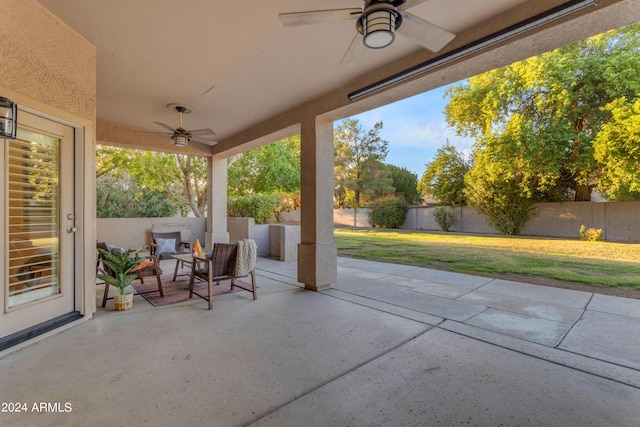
[[109, 245, 125, 255], [155, 238, 176, 255]]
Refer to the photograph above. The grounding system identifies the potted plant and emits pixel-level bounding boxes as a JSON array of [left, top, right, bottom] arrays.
[[97, 248, 143, 310]]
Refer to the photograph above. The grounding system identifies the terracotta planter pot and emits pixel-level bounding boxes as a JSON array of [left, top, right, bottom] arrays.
[[114, 293, 133, 311]]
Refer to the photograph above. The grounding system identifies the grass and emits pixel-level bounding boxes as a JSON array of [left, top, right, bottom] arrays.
[[334, 227, 640, 289]]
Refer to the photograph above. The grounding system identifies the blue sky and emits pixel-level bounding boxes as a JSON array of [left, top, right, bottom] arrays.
[[348, 83, 474, 177]]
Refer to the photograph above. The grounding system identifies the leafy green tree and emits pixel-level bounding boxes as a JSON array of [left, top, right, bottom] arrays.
[[464, 151, 534, 235], [227, 193, 278, 224], [388, 165, 422, 205], [227, 136, 300, 197], [334, 119, 391, 207], [445, 23, 640, 202], [96, 173, 177, 218], [418, 143, 469, 205], [593, 97, 640, 200], [96, 145, 207, 217]]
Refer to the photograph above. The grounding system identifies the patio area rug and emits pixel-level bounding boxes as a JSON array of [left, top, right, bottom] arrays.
[[131, 275, 247, 307]]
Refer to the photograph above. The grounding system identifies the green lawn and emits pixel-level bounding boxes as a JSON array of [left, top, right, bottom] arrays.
[[334, 227, 640, 289]]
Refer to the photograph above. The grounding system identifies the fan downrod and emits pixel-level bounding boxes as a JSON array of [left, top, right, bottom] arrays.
[[167, 103, 193, 114]]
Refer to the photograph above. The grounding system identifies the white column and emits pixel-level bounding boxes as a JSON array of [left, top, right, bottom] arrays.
[[206, 156, 229, 249], [298, 116, 337, 291]]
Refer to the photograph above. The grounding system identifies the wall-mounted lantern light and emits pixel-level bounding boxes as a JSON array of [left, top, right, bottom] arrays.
[[0, 97, 17, 139]]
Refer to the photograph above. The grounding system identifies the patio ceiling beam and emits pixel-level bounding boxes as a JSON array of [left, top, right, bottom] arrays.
[[97, 120, 213, 157]]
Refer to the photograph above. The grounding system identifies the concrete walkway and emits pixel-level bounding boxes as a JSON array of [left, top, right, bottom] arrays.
[[1, 257, 640, 426]]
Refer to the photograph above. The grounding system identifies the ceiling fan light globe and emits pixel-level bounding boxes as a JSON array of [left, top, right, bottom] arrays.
[[364, 29, 395, 49], [362, 9, 397, 49], [171, 135, 189, 147]]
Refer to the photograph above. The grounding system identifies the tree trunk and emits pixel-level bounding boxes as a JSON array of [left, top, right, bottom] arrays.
[[574, 184, 591, 201]]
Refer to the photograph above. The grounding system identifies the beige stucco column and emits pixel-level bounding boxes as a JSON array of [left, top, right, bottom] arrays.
[[298, 116, 337, 291], [206, 155, 229, 248]]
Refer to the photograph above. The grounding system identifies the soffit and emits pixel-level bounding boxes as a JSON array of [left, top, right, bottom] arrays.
[[34, 0, 634, 153]]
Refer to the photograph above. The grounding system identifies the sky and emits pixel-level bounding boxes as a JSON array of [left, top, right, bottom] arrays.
[[348, 83, 474, 177]]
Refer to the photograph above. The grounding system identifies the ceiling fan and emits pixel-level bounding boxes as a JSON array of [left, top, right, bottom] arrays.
[[279, 0, 456, 65], [151, 103, 217, 147]]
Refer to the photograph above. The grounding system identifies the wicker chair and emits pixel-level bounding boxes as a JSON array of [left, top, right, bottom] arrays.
[[188, 240, 257, 310], [150, 231, 190, 261], [96, 241, 164, 308]]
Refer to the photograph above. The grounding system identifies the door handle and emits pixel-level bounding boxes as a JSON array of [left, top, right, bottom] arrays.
[[66, 226, 77, 233]]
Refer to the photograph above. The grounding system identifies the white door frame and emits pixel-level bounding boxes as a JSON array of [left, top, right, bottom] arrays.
[[0, 106, 85, 340]]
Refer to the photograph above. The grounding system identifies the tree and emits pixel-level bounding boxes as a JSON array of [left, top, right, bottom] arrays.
[[174, 154, 208, 217], [96, 145, 207, 217], [418, 143, 469, 205], [593, 97, 640, 200], [445, 23, 640, 202], [388, 165, 422, 205], [227, 136, 301, 197], [96, 173, 177, 218], [334, 119, 391, 207], [464, 151, 534, 235]]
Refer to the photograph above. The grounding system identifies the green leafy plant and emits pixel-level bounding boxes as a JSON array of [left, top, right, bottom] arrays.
[[464, 154, 534, 235], [433, 207, 455, 232], [97, 249, 143, 295], [96, 174, 177, 218], [367, 194, 408, 228], [418, 143, 469, 206], [579, 225, 604, 241], [228, 193, 278, 224]]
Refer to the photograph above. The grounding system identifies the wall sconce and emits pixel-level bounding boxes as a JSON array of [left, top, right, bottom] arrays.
[[0, 97, 17, 139]]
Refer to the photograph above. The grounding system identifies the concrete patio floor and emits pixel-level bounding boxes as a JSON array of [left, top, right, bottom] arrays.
[[2, 256, 640, 426]]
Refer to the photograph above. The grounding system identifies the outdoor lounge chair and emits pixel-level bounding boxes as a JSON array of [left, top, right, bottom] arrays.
[[188, 239, 257, 309], [150, 231, 190, 261], [96, 241, 164, 308]]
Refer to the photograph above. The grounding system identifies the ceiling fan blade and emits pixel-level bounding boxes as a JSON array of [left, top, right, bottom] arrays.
[[190, 135, 218, 146], [153, 121, 177, 132], [186, 128, 216, 136], [398, 11, 456, 52], [340, 33, 366, 66], [397, 0, 429, 11], [279, 8, 362, 27], [137, 131, 171, 136]]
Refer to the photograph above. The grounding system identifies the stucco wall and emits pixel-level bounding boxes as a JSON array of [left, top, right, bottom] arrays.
[[97, 217, 280, 257], [336, 202, 640, 242], [0, 0, 97, 323], [1, 0, 96, 122], [97, 218, 206, 251]]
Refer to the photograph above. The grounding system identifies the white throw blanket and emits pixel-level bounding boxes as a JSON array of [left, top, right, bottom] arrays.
[[235, 239, 257, 277]]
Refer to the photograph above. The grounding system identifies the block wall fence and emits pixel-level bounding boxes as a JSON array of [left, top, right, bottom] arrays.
[[96, 202, 640, 256], [334, 202, 640, 243]]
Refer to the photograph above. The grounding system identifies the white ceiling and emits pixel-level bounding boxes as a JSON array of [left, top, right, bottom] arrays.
[[34, 0, 629, 149]]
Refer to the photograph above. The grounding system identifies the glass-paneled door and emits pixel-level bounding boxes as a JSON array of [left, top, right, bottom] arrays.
[[1, 111, 76, 337]]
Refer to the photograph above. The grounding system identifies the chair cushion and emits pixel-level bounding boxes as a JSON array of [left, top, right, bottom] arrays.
[[155, 238, 176, 255], [108, 245, 125, 255]]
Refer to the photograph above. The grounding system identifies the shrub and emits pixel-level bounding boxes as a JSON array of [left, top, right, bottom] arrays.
[[464, 170, 534, 235], [367, 194, 408, 228], [433, 207, 455, 232], [579, 225, 604, 241], [228, 194, 278, 224], [273, 191, 301, 222], [96, 174, 177, 218]]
